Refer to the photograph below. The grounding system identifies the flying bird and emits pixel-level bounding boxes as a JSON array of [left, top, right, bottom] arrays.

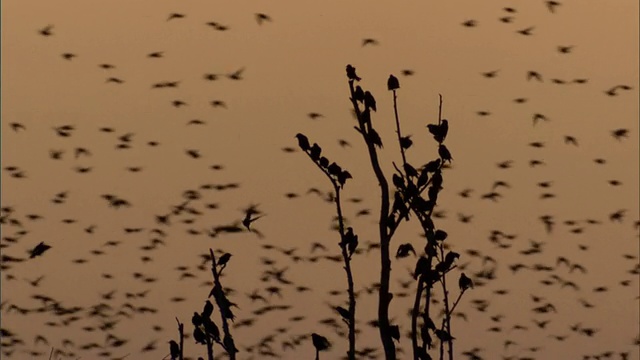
[[546, 1, 562, 13], [29, 242, 52, 258], [362, 38, 379, 46], [255, 13, 272, 25], [38, 25, 54, 36], [226, 67, 245, 80], [147, 51, 164, 58], [167, 13, 185, 21], [517, 27, 534, 36], [461, 20, 477, 27], [9, 123, 26, 132], [611, 128, 629, 140], [557, 45, 574, 54]]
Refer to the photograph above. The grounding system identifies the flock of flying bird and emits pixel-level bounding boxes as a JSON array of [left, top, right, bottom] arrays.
[[2, 1, 639, 360]]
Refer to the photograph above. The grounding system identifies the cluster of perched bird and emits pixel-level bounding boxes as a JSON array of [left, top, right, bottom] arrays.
[[2, 1, 639, 359]]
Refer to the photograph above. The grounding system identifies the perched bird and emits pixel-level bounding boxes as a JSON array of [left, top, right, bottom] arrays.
[[346, 64, 361, 81], [311, 333, 331, 352], [387, 74, 400, 90], [295, 133, 310, 151], [459, 273, 473, 290], [218, 253, 232, 268], [168, 340, 180, 360]]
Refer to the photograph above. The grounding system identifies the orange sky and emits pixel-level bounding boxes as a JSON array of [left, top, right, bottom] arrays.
[[2, 1, 639, 359]]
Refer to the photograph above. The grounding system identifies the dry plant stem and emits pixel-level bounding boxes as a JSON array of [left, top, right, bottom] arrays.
[[204, 327, 214, 360], [302, 144, 357, 359], [332, 184, 357, 360], [391, 89, 408, 171], [447, 290, 466, 318], [208, 249, 236, 360], [348, 80, 395, 360], [176, 318, 184, 360], [438, 245, 453, 360], [411, 278, 425, 359]]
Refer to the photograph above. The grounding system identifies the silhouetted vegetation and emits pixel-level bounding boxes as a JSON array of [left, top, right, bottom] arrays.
[[294, 65, 472, 360]]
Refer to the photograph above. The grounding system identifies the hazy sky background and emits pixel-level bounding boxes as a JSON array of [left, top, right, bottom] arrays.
[[2, 0, 639, 359]]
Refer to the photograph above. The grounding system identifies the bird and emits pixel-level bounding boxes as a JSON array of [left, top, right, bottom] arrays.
[[557, 45, 574, 54], [242, 206, 264, 230], [461, 20, 477, 27], [210, 100, 227, 108], [362, 38, 379, 46], [532, 113, 548, 126], [611, 128, 629, 140], [38, 25, 54, 36], [227, 67, 245, 80], [564, 135, 578, 146], [62, 53, 77, 60], [499, 16, 514, 23], [458, 273, 473, 291], [29, 242, 52, 258], [516, 27, 534, 35], [205, 21, 229, 31], [218, 253, 232, 268], [527, 71, 543, 82], [106, 77, 124, 84], [546, 1, 562, 13], [346, 64, 361, 81], [167, 13, 185, 21], [482, 70, 500, 78], [311, 333, 331, 352], [147, 51, 164, 58], [387, 74, 400, 90], [9, 123, 26, 132], [168, 340, 180, 360], [255, 13, 272, 25], [186, 149, 201, 159]]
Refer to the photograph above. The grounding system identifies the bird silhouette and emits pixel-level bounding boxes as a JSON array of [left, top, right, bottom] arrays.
[[517, 27, 534, 35], [362, 38, 379, 46], [462, 20, 478, 27], [38, 25, 54, 36], [29, 242, 51, 258], [546, 0, 562, 13], [255, 13, 272, 25], [167, 13, 185, 21]]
